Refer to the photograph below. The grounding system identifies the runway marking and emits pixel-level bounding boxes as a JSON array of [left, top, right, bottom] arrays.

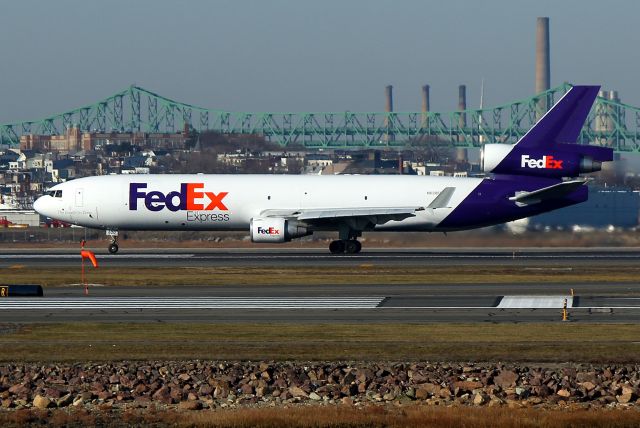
[[0, 297, 384, 309], [3, 296, 640, 311], [497, 296, 573, 309]]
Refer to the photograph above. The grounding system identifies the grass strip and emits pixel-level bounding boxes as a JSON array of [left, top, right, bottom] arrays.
[[2, 265, 640, 286], [2, 405, 640, 428], [1, 323, 640, 363]]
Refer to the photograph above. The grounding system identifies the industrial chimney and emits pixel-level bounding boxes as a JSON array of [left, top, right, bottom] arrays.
[[535, 17, 550, 94], [535, 17, 551, 118], [384, 85, 394, 142], [421, 85, 430, 128]]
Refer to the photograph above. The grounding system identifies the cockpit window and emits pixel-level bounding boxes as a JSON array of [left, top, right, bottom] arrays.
[[46, 191, 55, 197], [46, 190, 62, 198], [55, 190, 62, 198]]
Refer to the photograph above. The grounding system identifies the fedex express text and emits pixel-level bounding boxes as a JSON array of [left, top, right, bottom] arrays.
[[129, 182, 230, 223]]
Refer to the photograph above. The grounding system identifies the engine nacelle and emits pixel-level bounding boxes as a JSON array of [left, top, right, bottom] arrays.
[[250, 217, 311, 243], [482, 144, 513, 173]]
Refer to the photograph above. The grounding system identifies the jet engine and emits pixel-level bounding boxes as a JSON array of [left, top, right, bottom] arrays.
[[250, 217, 311, 243]]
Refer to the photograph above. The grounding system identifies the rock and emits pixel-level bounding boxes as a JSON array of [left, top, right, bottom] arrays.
[[44, 388, 62, 399], [382, 392, 396, 401], [134, 384, 147, 394], [309, 392, 321, 401], [415, 388, 431, 400], [453, 381, 484, 392], [488, 397, 504, 407], [178, 400, 202, 410], [617, 391, 635, 404], [33, 394, 52, 409], [152, 386, 170, 399], [341, 384, 358, 397], [341, 397, 354, 405], [72, 396, 84, 407], [494, 370, 518, 388], [289, 386, 308, 398], [56, 393, 73, 407], [580, 382, 597, 392], [473, 392, 487, 406], [8, 384, 28, 396], [198, 385, 213, 396], [415, 383, 440, 395], [239, 384, 254, 395], [438, 387, 452, 399], [214, 385, 230, 399], [405, 387, 415, 399], [557, 389, 571, 398], [178, 373, 191, 382]]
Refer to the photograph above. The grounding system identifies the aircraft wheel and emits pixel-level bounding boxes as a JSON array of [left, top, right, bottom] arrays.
[[354, 240, 362, 253], [108, 243, 119, 254], [329, 240, 345, 254], [344, 240, 360, 254]]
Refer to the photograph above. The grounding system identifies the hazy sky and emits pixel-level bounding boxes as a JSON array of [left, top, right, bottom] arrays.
[[0, 0, 638, 123]]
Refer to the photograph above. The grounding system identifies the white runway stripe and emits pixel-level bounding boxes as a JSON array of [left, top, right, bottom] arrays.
[[0, 297, 384, 309], [497, 296, 573, 309]]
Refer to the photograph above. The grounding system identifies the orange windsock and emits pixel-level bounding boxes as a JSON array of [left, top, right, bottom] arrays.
[[80, 250, 98, 268]]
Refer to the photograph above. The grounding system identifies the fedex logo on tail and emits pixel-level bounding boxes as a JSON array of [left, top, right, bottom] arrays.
[[257, 226, 280, 235], [521, 155, 563, 170], [129, 183, 228, 212]]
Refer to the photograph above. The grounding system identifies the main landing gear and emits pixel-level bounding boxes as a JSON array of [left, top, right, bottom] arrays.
[[329, 225, 363, 254], [329, 239, 362, 254], [106, 230, 119, 254]]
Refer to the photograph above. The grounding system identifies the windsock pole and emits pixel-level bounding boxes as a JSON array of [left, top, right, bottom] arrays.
[[80, 240, 99, 295]]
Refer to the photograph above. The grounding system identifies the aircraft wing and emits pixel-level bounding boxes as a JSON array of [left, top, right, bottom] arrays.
[[260, 206, 424, 225], [508, 179, 587, 207]]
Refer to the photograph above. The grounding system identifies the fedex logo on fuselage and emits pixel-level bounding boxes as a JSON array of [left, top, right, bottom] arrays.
[[129, 182, 228, 212], [257, 226, 280, 235], [520, 155, 563, 170]]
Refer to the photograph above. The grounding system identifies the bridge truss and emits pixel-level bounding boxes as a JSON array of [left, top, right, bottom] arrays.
[[1, 83, 638, 152]]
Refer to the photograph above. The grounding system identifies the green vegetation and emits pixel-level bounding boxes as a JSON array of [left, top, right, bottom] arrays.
[[1, 323, 640, 363]]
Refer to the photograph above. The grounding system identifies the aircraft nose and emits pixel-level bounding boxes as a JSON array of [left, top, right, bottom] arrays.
[[33, 196, 50, 216]]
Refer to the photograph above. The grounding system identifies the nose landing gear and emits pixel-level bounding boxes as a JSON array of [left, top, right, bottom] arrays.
[[106, 230, 119, 254]]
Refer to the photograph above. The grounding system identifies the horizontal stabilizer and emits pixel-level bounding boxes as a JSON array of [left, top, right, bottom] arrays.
[[427, 187, 455, 210], [508, 179, 587, 207]]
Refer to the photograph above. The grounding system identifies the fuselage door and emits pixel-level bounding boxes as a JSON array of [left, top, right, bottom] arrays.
[[75, 188, 84, 207]]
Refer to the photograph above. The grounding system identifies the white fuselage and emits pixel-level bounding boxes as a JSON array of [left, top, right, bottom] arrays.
[[34, 174, 483, 232]]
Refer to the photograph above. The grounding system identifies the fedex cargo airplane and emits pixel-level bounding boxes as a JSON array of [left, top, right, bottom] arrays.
[[33, 86, 613, 254]]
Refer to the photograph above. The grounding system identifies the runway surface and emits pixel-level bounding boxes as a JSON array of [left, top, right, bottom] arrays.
[[1, 247, 640, 268], [1, 248, 639, 323], [0, 283, 639, 323]]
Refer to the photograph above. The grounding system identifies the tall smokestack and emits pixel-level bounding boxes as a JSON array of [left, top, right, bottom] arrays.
[[384, 85, 394, 141], [535, 17, 550, 94], [457, 85, 468, 163], [421, 85, 430, 127], [385, 85, 394, 113], [458, 84, 467, 128]]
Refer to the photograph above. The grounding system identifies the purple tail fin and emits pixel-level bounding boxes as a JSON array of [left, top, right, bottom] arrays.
[[485, 85, 613, 178]]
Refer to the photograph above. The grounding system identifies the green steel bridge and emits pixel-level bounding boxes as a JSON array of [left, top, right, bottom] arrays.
[[1, 83, 637, 152]]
